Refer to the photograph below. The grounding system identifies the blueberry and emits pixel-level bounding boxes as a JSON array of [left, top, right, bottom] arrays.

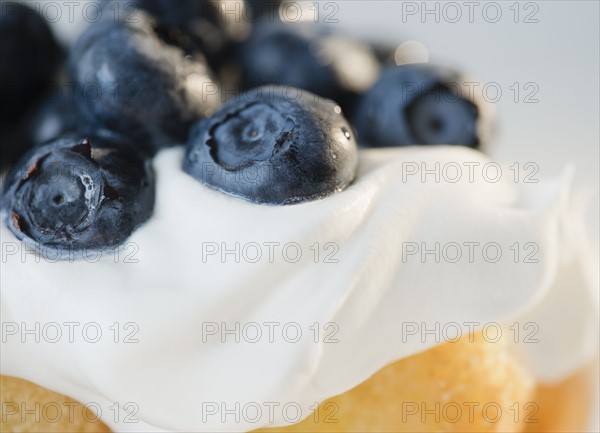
[[68, 10, 222, 155], [353, 64, 490, 148], [407, 88, 478, 145], [0, 1, 62, 162], [184, 86, 358, 205], [103, 0, 249, 71], [2, 135, 155, 255], [237, 25, 380, 114]]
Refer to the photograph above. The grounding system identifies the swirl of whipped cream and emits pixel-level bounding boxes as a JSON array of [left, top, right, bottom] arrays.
[[1, 146, 597, 432]]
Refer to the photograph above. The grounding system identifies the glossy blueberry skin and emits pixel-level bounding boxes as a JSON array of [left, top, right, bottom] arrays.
[[238, 25, 380, 115], [184, 86, 358, 205], [2, 135, 155, 255], [353, 64, 487, 148], [68, 10, 221, 155]]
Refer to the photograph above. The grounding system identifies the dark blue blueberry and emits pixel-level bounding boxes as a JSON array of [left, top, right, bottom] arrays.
[[103, 0, 249, 71], [237, 24, 380, 115], [407, 88, 478, 145], [68, 10, 222, 155], [353, 64, 490, 148], [0, 1, 62, 163], [2, 135, 155, 255], [184, 86, 358, 205]]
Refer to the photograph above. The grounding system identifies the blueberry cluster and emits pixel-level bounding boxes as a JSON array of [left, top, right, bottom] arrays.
[[1, 0, 490, 254]]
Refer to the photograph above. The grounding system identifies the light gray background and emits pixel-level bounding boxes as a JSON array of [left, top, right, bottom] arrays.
[[325, 0, 599, 240]]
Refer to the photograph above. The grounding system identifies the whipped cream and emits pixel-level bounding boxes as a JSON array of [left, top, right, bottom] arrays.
[[1, 146, 598, 432]]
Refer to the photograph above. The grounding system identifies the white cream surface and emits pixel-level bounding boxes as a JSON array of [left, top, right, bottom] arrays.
[[1, 146, 598, 432]]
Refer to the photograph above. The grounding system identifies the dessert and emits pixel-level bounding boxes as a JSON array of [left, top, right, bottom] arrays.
[[2, 144, 598, 432], [0, 1, 597, 432]]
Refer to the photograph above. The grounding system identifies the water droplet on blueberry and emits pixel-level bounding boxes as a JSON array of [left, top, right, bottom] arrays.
[[342, 127, 352, 140]]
